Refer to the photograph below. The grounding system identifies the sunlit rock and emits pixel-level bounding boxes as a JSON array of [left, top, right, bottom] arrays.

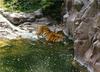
[[34, 9, 43, 18]]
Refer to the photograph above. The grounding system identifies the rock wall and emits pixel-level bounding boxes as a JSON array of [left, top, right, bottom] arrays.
[[63, 0, 100, 72]]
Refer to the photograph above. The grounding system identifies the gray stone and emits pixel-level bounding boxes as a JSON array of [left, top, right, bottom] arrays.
[[35, 17, 54, 25], [34, 9, 43, 18], [2, 12, 36, 25]]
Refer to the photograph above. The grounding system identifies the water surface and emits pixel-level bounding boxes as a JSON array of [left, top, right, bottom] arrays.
[[0, 38, 87, 72]]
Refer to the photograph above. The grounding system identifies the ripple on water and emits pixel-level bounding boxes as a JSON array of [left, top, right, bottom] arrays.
[[0, 38, 86, 72]]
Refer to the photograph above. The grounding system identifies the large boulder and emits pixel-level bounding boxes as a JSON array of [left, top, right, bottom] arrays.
[[34, 9, 43, 18], [2, 12, 35, 25], [35, 17, 56, 25]]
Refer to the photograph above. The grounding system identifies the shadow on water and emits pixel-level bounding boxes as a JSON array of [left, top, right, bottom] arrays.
[[0, 38, 87, 72]]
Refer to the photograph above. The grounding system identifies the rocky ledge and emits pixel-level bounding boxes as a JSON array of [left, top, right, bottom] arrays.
[[0, 9, 61, 40]]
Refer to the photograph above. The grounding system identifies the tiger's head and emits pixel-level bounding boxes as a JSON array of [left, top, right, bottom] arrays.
[[36, 25, 50, 36]]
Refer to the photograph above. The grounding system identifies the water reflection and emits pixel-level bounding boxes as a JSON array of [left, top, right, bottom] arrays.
[[0, 38, 84, 72]]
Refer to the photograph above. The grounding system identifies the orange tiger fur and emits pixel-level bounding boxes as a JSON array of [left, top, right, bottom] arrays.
[[36, 25, 64, 42]]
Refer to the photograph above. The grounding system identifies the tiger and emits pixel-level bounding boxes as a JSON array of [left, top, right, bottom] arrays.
[[36, 25, 64, 43]]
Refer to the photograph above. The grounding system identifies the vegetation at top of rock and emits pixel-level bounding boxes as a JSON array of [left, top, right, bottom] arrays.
[[3, 0, 63, 23], [0, 0, 4, 8], [3, 0, 42, 12]]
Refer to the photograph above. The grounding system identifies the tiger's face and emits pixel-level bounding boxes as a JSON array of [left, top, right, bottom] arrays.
[[36, 25, 50, 36]]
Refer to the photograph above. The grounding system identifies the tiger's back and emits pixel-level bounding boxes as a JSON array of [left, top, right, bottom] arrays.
[[45, 32, 64, 42]]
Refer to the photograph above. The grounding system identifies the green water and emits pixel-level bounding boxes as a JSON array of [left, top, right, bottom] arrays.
[[0, 38, 87, 72]]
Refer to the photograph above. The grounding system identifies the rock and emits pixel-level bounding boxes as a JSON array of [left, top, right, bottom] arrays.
[[74, 0, 83, 5], [10, 17, 25, 25], [63, 0, 100, 72], [26, 17, 35, 22], [35, 17, 50, 25], [21, 13, 35, 22], [10, 13, 36, 25], [73, 0, 84, 11], [2, 12, 35, 25], [35, 17, 56, 25], [34, 9, 43, 18], [63, 11, 78, 38], [18, 22, 36, 32]]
